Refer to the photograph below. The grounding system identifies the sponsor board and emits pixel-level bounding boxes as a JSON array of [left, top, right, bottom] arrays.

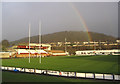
[[95, 74, 104, 79], [16, 68, 22, 71], [104, 74, 113, 80], [60, 72, 68, 76], [20, 68, 24, 72], [1, 66, 5, 69], [68, 72, 75, 77], [36, 69, 42, 74], [15, 68, 24, 72], [4, 67, 8, 70], [47, 70, 59, 75], [76, 73, 85, 78], [17, 68, 24, 72], [114, 75, 120, 80], [41, 70, 47, 74], [86, 73, 94, 78], [25, 68, 34, 73], [7, 67, 13, 71], [12, 67, 16, 70]]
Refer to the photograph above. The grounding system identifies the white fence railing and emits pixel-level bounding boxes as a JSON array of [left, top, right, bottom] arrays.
[[1, 66, 120, 81]]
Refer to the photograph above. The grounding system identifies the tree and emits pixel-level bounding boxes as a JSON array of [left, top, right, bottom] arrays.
[[1, 39, 10, 51], [2, 46, 6, 51], [2, 40, 10, 47]]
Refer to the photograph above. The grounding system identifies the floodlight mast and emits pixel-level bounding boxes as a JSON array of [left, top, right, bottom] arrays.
[[39, 21, 41, 64], [65, 38, 67, 53], [29, 23, 31, 63]]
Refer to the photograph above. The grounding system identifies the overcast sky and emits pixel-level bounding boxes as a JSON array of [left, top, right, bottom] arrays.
[[2, 2, 118, 42]]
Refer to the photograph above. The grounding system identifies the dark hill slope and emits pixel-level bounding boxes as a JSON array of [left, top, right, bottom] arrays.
[[11, 31, 116, 44]]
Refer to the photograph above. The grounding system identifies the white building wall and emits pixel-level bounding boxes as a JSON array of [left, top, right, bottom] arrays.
[[76, 50, 120, 56]]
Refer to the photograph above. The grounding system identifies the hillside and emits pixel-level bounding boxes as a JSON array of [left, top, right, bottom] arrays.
[[10, 31, 116, 45]]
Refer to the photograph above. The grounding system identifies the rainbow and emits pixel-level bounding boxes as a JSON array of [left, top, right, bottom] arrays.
[[69, 3, 92, 42]]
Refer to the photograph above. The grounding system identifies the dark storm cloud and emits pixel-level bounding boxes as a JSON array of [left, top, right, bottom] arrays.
[[2, 2, 118, 41]]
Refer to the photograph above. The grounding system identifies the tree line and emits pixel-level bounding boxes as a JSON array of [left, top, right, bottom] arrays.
[[0, 39, 10, 51]]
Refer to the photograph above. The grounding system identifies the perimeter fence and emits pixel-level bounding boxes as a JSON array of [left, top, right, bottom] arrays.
[[1, 66, 120, 81]]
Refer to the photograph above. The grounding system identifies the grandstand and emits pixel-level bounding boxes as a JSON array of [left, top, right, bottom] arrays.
[[0, 43, 68, 58], [14, 43, 51, 57]]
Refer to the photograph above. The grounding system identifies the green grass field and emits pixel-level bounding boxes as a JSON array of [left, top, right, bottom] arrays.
[[2, 55, 120, 74]]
